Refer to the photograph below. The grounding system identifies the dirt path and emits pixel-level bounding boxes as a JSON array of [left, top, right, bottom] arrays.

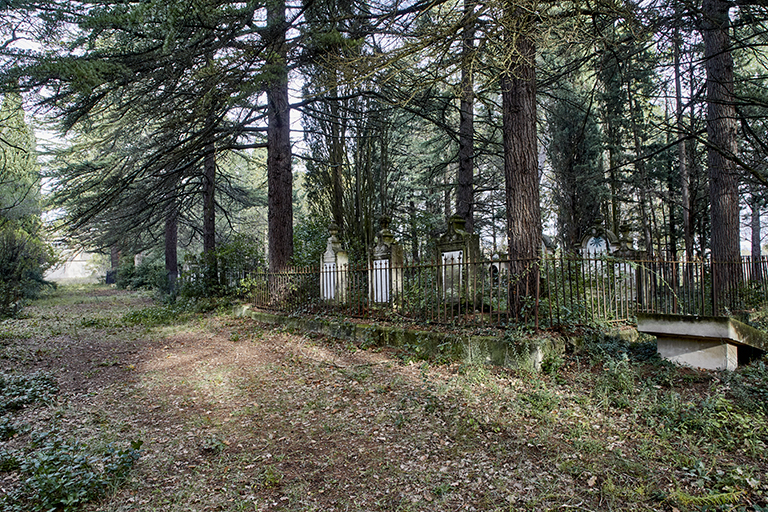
[[2, 286, 767, 511]]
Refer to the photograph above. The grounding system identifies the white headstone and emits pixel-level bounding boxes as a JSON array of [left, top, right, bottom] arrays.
[[373, 260, 390, 303]]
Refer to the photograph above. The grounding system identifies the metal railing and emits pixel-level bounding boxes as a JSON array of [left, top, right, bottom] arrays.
[[238, 256, 768, 329]]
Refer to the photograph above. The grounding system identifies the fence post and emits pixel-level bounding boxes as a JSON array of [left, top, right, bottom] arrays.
[[321, 223, 348, 304]]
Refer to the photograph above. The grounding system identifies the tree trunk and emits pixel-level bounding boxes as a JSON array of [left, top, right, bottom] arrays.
[[165, 201, 179, 295], [267, 0, 293, 272], [626, 82, 654, 260], [380, 120, 389, 217], [674, 20, 694, 263], [110, 245, 119, 272], [444, 165, 451, 220], [456, 0, 475, 233], [501, 9, 541, 320], [202, 140, 217, 290], [330, 76, 345, 233], [409, 199, 419, 263], [701, 0, 742, 311], [751, 188, 762, 282]]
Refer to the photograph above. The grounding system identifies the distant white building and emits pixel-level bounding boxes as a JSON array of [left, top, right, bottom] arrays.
[[45, 249, 105, 283]]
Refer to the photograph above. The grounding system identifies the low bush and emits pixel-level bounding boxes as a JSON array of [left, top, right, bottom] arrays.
[[723, 356, 768, 415], [0, 370, 142, 512], [646, 388, 768, 456], [0, 430, 142, 512], [115, 253, 166, 291], [0, 224, 56, 318], [0, 372, 58, 412]]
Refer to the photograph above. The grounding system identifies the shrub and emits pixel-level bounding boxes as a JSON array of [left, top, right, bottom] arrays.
[[0, 224, 56, 318], [647, 388, 768, 455], [115, 253, 166, 291], [179, 235, 264, 299], [722, 356, 768, 415], [593, 355, 636, 408], [0, 431, 142, 512], [0, 371, 59, 412]]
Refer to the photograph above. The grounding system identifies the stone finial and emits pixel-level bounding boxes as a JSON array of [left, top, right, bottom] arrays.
[[377, 216, 395, 247], [328, 222, 340, 239], [449, 214, 467, 234], [325, 222, 343, 258], [619, 223, 632, 250]]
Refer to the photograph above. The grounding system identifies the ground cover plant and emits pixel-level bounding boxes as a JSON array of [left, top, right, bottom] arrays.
[[0, 284, 766, 511]]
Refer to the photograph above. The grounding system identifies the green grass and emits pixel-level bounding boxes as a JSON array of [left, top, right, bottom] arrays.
[[3, 286, 768, 511]]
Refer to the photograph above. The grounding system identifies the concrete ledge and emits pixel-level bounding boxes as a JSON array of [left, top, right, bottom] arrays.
[[637, 313, 768, 370], [637, 314, 768, 351], [233, 304, 564, 370]]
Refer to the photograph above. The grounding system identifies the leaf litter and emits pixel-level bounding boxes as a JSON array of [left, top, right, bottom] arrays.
[[0, 285, 766, 511]]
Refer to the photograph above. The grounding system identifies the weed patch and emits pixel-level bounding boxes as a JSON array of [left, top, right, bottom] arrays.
[[0, 430, 142, 512], [121, 304, 189, 326], [0, 372, 58, 412]]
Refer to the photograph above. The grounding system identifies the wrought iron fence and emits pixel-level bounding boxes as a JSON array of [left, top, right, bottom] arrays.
[[238, 256, 768, 328]]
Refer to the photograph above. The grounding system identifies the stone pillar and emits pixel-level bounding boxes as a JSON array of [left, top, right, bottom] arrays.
[[437, 214, 481, 303], [370, 217, 404, 304], [321, 223, 348, 303]]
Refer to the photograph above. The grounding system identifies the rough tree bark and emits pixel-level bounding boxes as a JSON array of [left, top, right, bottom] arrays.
[[501, 6, 541, 319], [751, 188, 762, 281], [674, 15, 694, 263], [202, 140, 217, 289], [165, 201, 179, 295], [456, 0, 475, 233], [267, 0, 293, 272], [700, 0, 742, 309]]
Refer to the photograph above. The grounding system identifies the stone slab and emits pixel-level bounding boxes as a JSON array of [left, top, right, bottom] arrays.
[[637, 314, 768, 351], [637, 313, 768, 370], [656, 336, 737, 371], [233, 304, 564, 371]]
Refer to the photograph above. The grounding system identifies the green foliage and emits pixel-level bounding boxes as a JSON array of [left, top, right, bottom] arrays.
[[178, 235, 264, 299], [0, 223, 56, 318], [258, 464, 283, 488], [666, 489, 746, 509], [593, 355, 637, 409], [0, 368, 140, 512], [0, 415, 18, 441], [647, 389, 768, 455], [746, 301, 768, 331], [540, 352, 564, 374], [0, 91, 51, 319], [0, 371, 58, 412], [292, 214, 329, 268], [722, 357, 768, 415], [519, 386, 561, 416], [0, 430, 142, 512], [115, 253, 166, 291], [0, 91, 40, 221], [579, 328, 657, 364], [121, 303, 189, 327], [545, 83, 606, 250], [217, 233, 264, 280]]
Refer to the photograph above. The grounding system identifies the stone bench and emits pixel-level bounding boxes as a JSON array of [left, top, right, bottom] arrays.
[[637, 314, 768, 370]]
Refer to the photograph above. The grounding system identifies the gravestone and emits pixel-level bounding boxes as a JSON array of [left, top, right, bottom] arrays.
[[321, 223, 348, 303], [437, 215, 481, 302], [370, 217, 404, 303], [580, 225, 619, 257]]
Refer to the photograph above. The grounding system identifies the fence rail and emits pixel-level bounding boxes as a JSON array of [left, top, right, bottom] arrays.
[[233, 256, 768, 329]]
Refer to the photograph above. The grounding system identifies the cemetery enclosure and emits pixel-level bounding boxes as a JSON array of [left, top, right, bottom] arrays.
[[234, 256, 768, 329]]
